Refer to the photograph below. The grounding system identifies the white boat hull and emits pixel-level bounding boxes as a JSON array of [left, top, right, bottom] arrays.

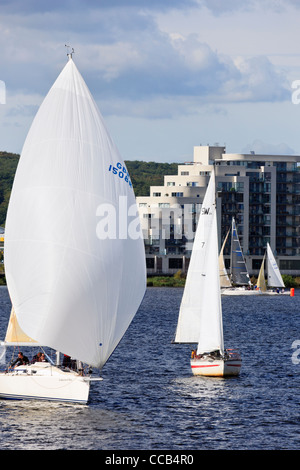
[[262, 290, 290, 296], [191, 351, 241, 377], [222, 288, 262, 296], [0, 363, 95, 404]]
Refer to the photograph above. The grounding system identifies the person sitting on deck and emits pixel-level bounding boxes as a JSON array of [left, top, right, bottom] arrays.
[[10, 352, 29, 369], [31, 352, 42, 363], [62, 354, 71, 368], [40, 354, 48, 362]]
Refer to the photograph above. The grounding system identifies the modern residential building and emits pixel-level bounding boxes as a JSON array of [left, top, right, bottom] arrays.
[[137, 145, 300, 277]]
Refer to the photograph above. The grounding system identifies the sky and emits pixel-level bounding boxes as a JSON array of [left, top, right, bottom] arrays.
[[1, 0, 300, 163]]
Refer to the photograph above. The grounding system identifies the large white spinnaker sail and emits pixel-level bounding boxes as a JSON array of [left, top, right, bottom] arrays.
[[4, 57, 146, 369], [175, 170, 224, 355]]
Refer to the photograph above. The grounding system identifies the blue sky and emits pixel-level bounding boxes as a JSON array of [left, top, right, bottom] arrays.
[[1, 0, 300, 162]]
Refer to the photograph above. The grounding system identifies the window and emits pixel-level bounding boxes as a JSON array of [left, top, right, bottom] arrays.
[[153, 192, 161, 197], [280, 259, 300, 270], [169, 258, 183, 269], [171, 192, 184, 197], [146, 258, 155, 269], [252, 259, 262, 270]]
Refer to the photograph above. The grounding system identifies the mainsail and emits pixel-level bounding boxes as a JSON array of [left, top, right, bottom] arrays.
[[175, 170, 224, 355], [4, 57, 146, 369], [230, 218, 251, 286], [267, 243, 285, 288]]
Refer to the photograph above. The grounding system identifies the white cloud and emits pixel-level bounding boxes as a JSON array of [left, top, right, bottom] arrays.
[[0, 0, 299, 160], [242, 139, 295, 155]]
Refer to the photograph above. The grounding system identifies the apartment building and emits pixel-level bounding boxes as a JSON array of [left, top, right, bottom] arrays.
[[137, 145, 300, 276]]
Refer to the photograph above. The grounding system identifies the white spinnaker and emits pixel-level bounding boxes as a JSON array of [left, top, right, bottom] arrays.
[[175, 171, 224, 354], [4, 58, 146, 369]]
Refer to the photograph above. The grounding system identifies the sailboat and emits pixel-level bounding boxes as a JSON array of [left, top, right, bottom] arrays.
[[0, 51, 146, 403], [219, 228, 231, 289], [174, 170, 241, 377], [256, 243, 289, 295], [222, 218, 260, 295]]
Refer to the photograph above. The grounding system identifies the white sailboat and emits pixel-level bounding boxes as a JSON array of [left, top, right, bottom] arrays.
[[0, 51, 146, 403], [174, 170, 241, 377], [257, 243, 289, 295], [222, 218, 260, 295]]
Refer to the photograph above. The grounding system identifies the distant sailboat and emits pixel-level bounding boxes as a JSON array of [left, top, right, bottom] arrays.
[[257, 243, 289, 295], [222, 218, 260, 295], [0, 52, 146, 403], [174, 170, 241, 377], [219, 228, 231, 288]]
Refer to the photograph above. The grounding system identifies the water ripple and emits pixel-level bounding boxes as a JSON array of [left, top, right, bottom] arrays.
[[0, 286, 299, 449]]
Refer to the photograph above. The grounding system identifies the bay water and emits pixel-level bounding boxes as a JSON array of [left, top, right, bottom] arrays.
[[0, 285, 299, 450]]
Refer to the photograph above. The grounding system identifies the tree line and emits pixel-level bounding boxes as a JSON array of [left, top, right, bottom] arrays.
[[0, 152, 179, 227]]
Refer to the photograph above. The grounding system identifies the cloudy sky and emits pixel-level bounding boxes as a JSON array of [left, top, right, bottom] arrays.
[[1, 0, 300, 162]]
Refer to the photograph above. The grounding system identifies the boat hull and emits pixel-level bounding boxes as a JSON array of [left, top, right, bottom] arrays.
[[262, 290, 290, 296], [191, 353, 241, 377], [0, 364, 92, 404], [222, 288, 261, 296]]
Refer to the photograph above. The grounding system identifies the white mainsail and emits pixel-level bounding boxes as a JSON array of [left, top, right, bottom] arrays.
[[4, 57, 146, 369], [175, 170, 224, 355], [267, 243, 285, 288]]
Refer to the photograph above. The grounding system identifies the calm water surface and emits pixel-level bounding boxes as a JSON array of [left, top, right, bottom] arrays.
[[0, 285, 299, 450]]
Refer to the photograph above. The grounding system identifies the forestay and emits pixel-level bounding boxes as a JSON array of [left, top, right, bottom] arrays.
[[4, 57, 146, 369]]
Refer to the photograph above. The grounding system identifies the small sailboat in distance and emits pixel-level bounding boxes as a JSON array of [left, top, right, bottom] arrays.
[[174, 170, 241, 377], [0, 50, 146, 403], [257, 243, 289, 295], [219, 228, 231, 289], [222, 218, 260, 295]]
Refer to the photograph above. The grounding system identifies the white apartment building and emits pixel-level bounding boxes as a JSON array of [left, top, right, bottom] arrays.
[[137, 145, 300, 276]]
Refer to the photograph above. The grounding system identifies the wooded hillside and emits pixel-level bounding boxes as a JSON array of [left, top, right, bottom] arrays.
[[0, 152, 19, 226], [0, 152, 179, 226], [125, 160, 179, 197]]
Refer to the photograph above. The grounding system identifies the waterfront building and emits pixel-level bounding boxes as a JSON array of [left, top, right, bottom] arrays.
[[137, 145, 300, 276]]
